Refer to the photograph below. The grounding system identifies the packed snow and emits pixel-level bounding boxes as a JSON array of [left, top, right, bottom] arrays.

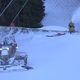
[[0, 25, 80, 80]]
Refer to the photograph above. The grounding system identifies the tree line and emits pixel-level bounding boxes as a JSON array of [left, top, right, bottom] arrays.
[[0, 0, 45, 28]]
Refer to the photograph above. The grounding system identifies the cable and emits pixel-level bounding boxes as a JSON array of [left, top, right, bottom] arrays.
[[0, 0, 14, 17], [11, 0, 29, 24]]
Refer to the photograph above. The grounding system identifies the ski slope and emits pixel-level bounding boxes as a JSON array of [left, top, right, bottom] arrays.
[[0, 26, 80, 80], [0, 0, 80, 80]]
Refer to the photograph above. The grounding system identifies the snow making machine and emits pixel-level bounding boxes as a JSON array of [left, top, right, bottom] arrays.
[[0, 38, 28, 70]]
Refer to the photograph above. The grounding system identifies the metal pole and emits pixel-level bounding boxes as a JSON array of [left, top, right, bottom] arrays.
[[0, 0, 14, 17], [11, 0, 29, 24]]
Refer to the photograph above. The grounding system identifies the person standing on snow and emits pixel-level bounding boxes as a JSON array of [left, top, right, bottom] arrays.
[[68, 21, 75, 33]]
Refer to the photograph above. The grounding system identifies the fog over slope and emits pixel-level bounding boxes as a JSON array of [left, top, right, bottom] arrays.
[[43, 0, 80, 27]]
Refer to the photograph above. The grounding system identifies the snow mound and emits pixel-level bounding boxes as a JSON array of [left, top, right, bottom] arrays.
[[41, 26, 68, 31]]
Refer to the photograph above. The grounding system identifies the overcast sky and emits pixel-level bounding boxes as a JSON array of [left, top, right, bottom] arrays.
[[43, 0, 80, 28]]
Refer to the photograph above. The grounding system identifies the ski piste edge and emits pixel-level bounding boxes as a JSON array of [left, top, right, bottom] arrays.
[[45, 30, 80, 37], [0, 65, 33, 73], [46, 32, 66, 37], [31, 28, 80, 37], [31, 28, 80, 33], [0, 68, 33, 73]]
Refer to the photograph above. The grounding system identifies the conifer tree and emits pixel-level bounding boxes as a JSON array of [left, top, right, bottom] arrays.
[[16, 0, 45, 28], [0, 0, 45, 28]]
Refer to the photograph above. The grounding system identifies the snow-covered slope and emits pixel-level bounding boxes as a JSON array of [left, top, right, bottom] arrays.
[[0, 0, 80, 80], [0, 26, 80, 80]]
